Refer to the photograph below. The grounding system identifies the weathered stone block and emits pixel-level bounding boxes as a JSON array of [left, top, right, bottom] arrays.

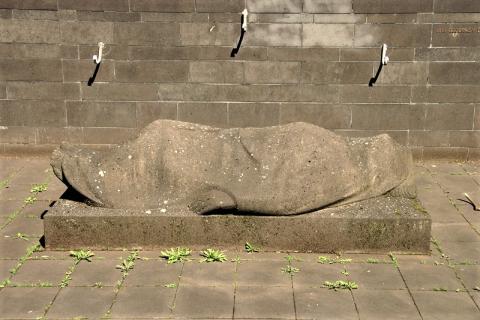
[[141, 12, 208, 22], [378, 62, 428, 85], [429, 62, 480, 84], [304, 0, 352, 13], [180, 23, 238, 46], [114, 22, 179, 45], [12, 9, 58, 20], [247, 0, 302, 13], [60, 22, 114, 44], [66, 101, 137, 128], [409, 131, 450, 147], [366, 13, 417, 23], [58, 0, 129, 11], [448, 131, 480, 148], [341, 48, 414, 61], [44, 197, 432, 253], [434, 0, 480, 13], [0, 126, 36, 144], [336, 129, 408, 145], [228, 103, 280, 127], [36, 127, 84, 145], [279, 104, 351, 129], [131, 0, 195, 12], [268, 47, 339, 61], [79, 45, 128, 60], [83, 128, 137, 144], [81, 83, 158, 101], [0, 100, 66, 127], [77, 11, 141, 22], [0, 0, 57, 10], [189, 61, 244, 83], [353, 0, 433, 13], [62, 60, 115, 82], [115, 61, 189, 83], [0, 20, 59, 43], [244, 61, 300, 84], [196, 0, 244, 13], [250, 13, 313, 23], [0, 83, 5, 99], [351, 104, 425, 130], [415, 48, 480, 61], [6, 82, 80, 100], [0, 59, 61, 81], [245, 24, 302, 46], [424, 104, 474, 130], [301, 62, 372, 84], [303, 24, 354, 47], [355, 24, 431, 47], [136, 102, 177, 128], [422, 147, 469, 161], [412, 86, 480, 103], [178, 102, 228, 127], [314, 13, 365, 23], [339, 86, 411, 103]]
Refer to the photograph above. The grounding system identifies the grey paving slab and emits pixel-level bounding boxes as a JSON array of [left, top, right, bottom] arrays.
[[456, 265, 480, 291], [69, 259, 121, 287], [0, 287, 58, 319], [110, 286, 174, 318], [123, 259, 182, 287], [21, 200, 51, 219], [234, 286, 295, 319], [174, 285, 234, 318], [10, 259, 74, 286], [0, 238, 34, 259], [0, 218, 43, 237], [346, 263, 405, 290], [412, 291, 480, 320], [432, 223, 480, 242], [418, 191, 465, 224], [0, 184, 31, 201], [433, 173, 480, 201], [46, 286, 115, 319], [292, 261, 347, 288], [457, 205, 480, 224], [0, 259, 17, 280], [29, 248, 71, 260], [235, 251, 288, 261], [180, 260, 236, 287], [400, 264, 463, 291], [441, 241, 480, 264], [294, 287, 358, 320], [0, 200, 23, 217], [236, 260, 292, 287], [354, 289, 421, 320]]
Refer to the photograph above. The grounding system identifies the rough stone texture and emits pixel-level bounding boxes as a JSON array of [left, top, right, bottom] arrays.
[[50, 120, 414, 214], [44, 195, 431, 252]]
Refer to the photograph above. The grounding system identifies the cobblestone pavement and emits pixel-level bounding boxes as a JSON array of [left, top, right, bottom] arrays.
[[0, 157, 479, 320]]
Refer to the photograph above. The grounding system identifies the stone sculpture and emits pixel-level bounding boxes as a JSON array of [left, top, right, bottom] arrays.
[[51, 120, 415, 215]]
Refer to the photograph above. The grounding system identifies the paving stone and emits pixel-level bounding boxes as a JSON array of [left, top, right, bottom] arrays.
[[295, 287, 357, 320], [123, 259, 182, 286], [0, 200, 23, 217], [442, 241, 480, 264], [413, 291, 480, 320], [354, 289, 421, 320], [292, 261, 347, 288], [418, 192, 466, 224], [0, 259, 17, 280], [0, 184, 32, 201], [0, 218, 43, 237], [46, 286, 115, 319], [235, 251, 287, 261], [181, 261, 235, 287], [456, 265, 480, 291], [20, 200, 51, 219], [110, 286, 174, 318], [235, 286, 295, 319], [69, 259, 120, 287], [346, 263, 405, 290], [0, 238, 34, 260], [0, 287, 58, 319], [173, 285, 234, 318], [432, 224, 480, 243], [400, 264, 463, 291], [11, 259, 74, 286], [236, 260, 292, 287]]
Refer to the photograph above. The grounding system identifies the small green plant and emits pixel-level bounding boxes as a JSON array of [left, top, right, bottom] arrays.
[[93, 282, 103, 288], [116, 250, 139, 274], [31, 183, 48, 193], [37, 281, 53, 288], [70, 250, 95, 263], [341, 269, 350, 276], [318, 256, 352, 264], [284, 255, 301, 263], [413, 200, 428, 214], [15, 232, 29, 241], [324, 280, 358, 290], [281, 265, 300, 275], [245, 242, 260, 253], [388, 252, 398, 267], [164, 283, 177, 288], [200, 248, 227, 262], [433, 287, 447, 292], [366, 258, 379, 264], [0, 279, 11, 288], [0, 179, 9, 190], [24, 195, 37, 205], [160, 247, 191, 264], [60, 265, 75, 288]]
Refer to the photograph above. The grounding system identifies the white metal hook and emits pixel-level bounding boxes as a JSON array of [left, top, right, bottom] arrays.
[[242, 8, 248, 32], [93, 42, 105, 64], [381, 43, 389, 65]]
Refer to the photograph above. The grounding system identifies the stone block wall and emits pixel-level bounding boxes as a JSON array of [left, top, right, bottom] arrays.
[[0, 0, 479, 160]]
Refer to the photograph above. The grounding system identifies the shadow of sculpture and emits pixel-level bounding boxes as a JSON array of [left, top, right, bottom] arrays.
[[87, 63, 101, 86], [231, 15, 246, 57]]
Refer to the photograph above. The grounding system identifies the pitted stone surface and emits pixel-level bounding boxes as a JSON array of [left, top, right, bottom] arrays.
[[51, 120, 414, 215]]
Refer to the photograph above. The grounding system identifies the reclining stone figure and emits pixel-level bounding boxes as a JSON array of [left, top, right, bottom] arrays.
[[51, 120, 415, 215]]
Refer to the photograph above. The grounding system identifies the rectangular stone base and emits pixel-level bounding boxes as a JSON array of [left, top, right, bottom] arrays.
[[44, 195, 432, 254]]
